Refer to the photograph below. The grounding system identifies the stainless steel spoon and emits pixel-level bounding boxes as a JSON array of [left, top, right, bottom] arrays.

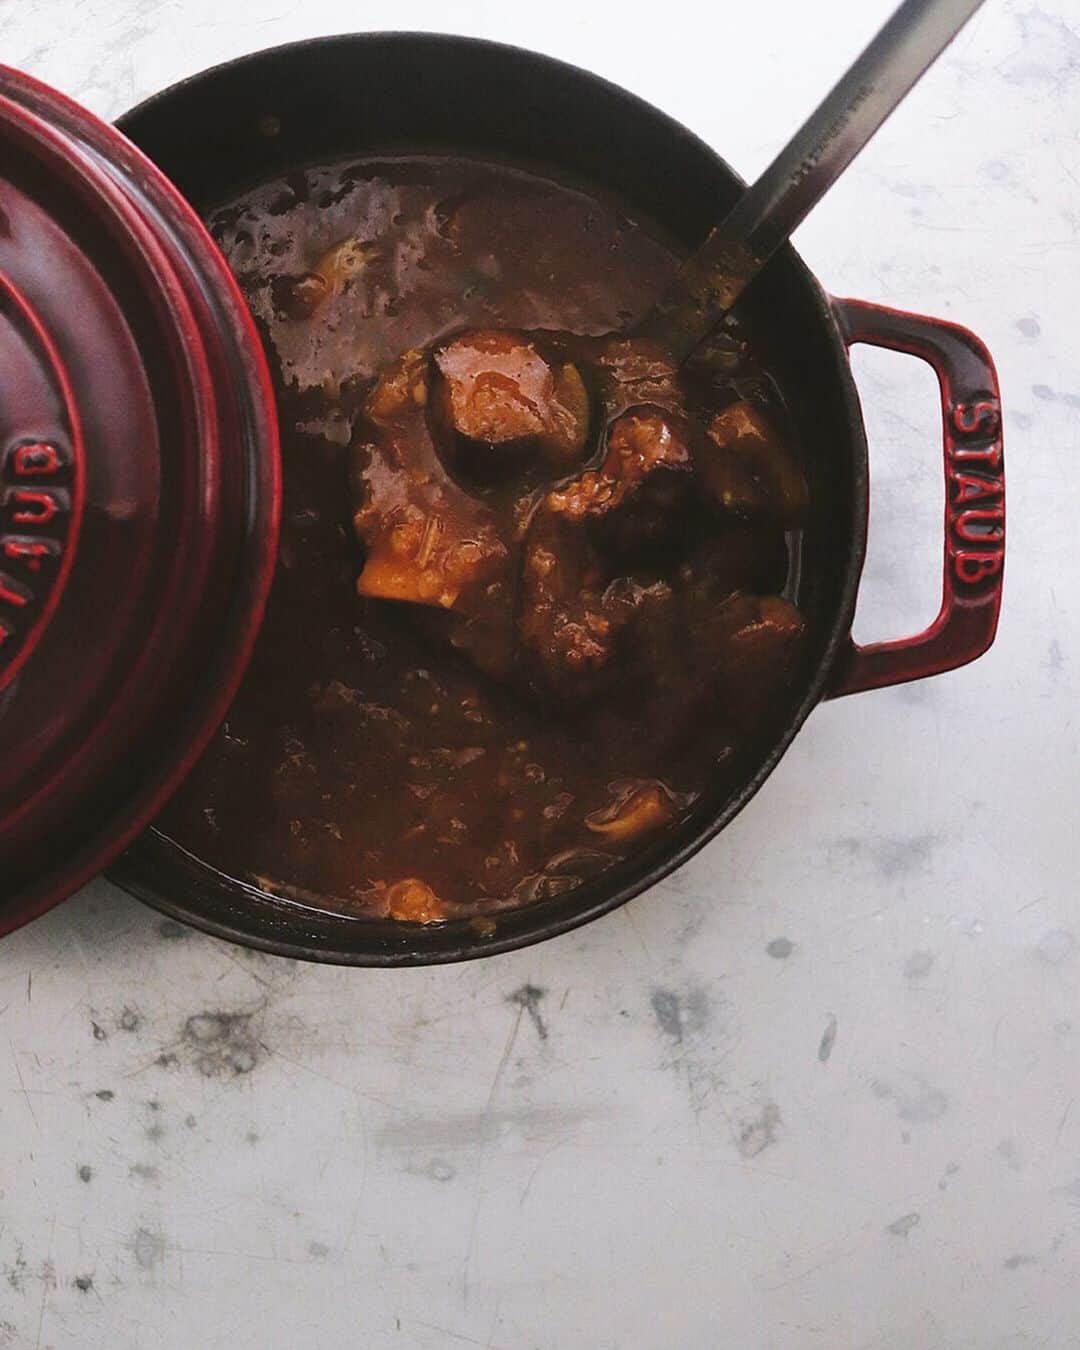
[[637, 0, 986, 359]]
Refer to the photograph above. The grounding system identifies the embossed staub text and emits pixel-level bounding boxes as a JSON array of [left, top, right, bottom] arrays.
[[946, 396, 1003, 588], [0, 438, 71, 655]]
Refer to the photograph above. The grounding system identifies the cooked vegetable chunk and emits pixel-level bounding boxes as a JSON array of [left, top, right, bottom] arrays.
[[586, 780, 685, 842], [384, 877, 446, 923]]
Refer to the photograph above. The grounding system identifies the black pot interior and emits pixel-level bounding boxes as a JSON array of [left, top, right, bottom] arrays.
[[110, 33, 866, 964]]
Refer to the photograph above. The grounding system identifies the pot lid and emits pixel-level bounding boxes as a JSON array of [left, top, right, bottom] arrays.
[[0, 67, 280, 936]]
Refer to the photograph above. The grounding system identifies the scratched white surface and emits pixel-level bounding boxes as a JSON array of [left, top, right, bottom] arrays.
[[0, 0, 1075, 1346]]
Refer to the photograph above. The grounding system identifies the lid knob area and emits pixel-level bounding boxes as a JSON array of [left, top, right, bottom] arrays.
[[0, 268, 85, 690], [0, 67, 279, 934]]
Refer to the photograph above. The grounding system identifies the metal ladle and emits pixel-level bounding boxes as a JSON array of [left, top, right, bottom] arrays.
[[637, 0, 986, 360]]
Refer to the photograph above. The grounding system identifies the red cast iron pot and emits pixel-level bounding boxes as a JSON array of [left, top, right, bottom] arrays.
[[0, 35, 1005, 964]]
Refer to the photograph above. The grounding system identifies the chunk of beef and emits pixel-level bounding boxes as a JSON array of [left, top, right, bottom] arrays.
[[709, 593, 806, 717], [432, 330, 590, 474], [351, 350, 510, 612], [364, 346, 430, 425], [517, 508, 670, 702], [677, 526, 790, 608], [627, 548, 803, 732], [517, 405, 696, 699], [546, 405, 694, 553], [518, 512, 614, 698], [352, 333, 805, 718], [701, 399, 808, 525]]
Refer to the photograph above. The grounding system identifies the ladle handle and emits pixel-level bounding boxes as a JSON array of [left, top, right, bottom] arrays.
[[639, 0, 985, 358]]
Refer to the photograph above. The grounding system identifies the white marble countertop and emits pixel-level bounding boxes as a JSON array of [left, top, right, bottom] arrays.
[[0, 1, 1075, 1346]]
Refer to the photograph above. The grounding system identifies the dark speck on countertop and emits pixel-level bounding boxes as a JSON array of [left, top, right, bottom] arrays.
[[997, 1138, 1023, 1170], [1036, 929, 1076, 964], [872, 1077, 948, 1123], [886, 1212, 921, 1237], [508, 984, 548, 1041], [904, 950, 935, 979], [1032, 383, 1080, 408], [736, 1102, 781, 1158], [818, 1015, 838, 1062], [766, 937, 795, 959], [182, 1010, 261, 1076], [650, 985, 710, 1045], [652, 988, 683, 1041], [937, 1162, 960, 1191], [77, 1164, 92, 1183], [833, 833, 942, 879], [133, 1228, 164, 1270]]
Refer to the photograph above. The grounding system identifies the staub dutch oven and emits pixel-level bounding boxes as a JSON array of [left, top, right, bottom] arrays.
[[0, 35, 1004, 964]]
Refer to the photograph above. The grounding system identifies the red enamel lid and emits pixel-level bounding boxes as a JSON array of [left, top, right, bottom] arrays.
[[0, 67, 280, 934]]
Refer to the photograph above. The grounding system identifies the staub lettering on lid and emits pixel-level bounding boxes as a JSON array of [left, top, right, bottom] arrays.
[[0, 439, 72, 656]]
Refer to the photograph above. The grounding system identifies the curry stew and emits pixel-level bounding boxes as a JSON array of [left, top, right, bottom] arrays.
[[158, 157, 807, 922]]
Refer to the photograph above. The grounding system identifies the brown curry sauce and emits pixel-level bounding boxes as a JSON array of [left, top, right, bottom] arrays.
[[158, 156, 806, 921]]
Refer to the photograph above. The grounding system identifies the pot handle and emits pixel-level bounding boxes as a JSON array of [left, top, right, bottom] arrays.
[[827, 297, 1004, 698]]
